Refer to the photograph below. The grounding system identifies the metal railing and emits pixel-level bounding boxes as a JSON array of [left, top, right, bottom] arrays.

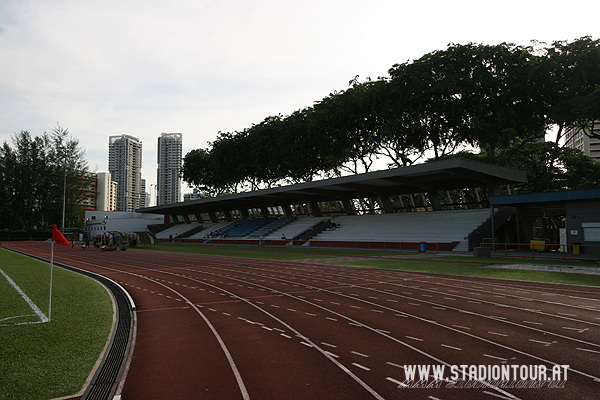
[[480, 242, 600, 262]]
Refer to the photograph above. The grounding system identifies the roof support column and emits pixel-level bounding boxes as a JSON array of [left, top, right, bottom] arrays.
[[342, 198, 356, 215], [378, 194, 394, 213], [488, 182, 504, 197], [282, 204, 294, 217], [240, 208, 249, 219], [261, 206, 270, 218], [310, 201, 323, 217], [194, 213, 204, 223], [427, 190, 442, 211], [208, 211, 219, 223], [182, 214, 191, 224], [224, 210, 234, 222]]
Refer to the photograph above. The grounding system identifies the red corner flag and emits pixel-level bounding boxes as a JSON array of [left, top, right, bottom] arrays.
[[52, 224, 70, 246]]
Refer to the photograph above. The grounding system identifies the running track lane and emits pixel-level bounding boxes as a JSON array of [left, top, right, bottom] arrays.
[[6, 242, 600, 400]]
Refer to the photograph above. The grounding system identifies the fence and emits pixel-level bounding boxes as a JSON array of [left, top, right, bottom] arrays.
[[306, 240, 453, 253], [176, 238, 454, 253]]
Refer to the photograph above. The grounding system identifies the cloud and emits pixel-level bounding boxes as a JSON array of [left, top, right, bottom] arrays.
[[1, 0, 598, 191]]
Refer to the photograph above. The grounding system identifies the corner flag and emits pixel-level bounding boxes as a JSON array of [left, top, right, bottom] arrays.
[[49, 224, 69, 322], [52, 224, 69, 246]]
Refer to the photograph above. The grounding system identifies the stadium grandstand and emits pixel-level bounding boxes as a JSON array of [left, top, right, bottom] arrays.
[[140, 158, 528, 252]]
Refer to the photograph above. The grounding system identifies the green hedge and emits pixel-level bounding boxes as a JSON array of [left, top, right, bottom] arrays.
[[0, 231, 51, 241]]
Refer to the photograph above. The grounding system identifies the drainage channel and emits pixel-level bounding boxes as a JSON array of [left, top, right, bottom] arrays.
[[4, 247, 136, 400]]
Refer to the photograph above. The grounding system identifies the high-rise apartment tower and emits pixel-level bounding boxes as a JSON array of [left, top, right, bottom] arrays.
[[156, 132, 182, 205], [564, 122, 600, 164], [108, 134, 143, 211]]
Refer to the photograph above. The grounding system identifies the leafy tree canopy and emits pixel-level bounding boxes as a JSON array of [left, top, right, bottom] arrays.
[[182, 37, 600, 195]]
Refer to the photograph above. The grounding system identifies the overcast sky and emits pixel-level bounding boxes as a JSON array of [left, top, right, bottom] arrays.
[[1, 0, 597, 197]]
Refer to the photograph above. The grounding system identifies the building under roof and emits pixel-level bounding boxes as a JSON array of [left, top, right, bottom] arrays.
[[138, 158, 528, 223]]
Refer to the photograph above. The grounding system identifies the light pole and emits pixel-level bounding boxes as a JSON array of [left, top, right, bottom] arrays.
[[59, 147, 67, 232]]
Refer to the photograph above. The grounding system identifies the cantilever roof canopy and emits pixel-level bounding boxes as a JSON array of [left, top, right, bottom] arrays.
[[138, 158, 528, 216]]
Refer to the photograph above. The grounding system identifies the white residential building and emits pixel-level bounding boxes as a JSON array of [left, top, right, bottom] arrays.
[[108, 134, 143, 212], [156, 132, 182, 205], [84, 210, 163, 237], [564, 122, 600, 163], [96, 172, 118, 211]]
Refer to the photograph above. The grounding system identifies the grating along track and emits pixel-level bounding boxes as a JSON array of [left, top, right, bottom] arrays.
[[2, 247, 136, 400], [76, 270, 135, 400]]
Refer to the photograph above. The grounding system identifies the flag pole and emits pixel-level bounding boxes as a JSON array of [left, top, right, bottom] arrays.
[[49, 240, 54, 322]]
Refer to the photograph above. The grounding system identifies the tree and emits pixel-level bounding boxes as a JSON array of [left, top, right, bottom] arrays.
[[47, 124, 90, 229], [0, 141, 19, 236], [0, 125, 89, 237], [387, 42, 546, 166], [536, 37, 600, 143]]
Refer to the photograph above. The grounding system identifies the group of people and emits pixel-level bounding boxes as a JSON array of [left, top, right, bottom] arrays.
[[76, 233, 138, 252]]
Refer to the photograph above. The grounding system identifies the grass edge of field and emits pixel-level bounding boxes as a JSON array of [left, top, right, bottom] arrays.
[[0, 248, 114, 400]]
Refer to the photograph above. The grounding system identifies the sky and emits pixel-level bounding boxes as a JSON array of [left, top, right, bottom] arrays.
[[1, 0, 598, 202]]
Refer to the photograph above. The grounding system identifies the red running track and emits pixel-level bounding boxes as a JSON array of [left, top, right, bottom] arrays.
[[6, 242, 600, 400]]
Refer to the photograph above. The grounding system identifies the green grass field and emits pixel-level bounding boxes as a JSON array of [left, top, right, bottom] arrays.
[[0, 248, 113, 400], [141, 243, 600, 287]]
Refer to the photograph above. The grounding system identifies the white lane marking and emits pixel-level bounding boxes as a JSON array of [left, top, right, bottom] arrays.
[[386, 362, 404, 369], [405, 336, 423, 341], [350, 305, 361, 309], [563, 327, 588, 332], [305, 312, 316, 316], [483, 354, 508, 361], [488, 331, 509, 337], [371, 309, 384, 313], [352, 362, 371, 371], [351, 351, 369, 358], [321, 342, 337, 348], [300, 342, 312, 347], [482, 390, 518, 399], [325, 351, 339, 358], [386, 377, 407, 387], [0, 268, 48, 323], [452, 325, 471, 330], [280, 333, 292, 339], [441, 344, 462, 351], [576, 347, 600, 354], [287, 308, 296, 312], [528, 339, 553, 346], [522, 321, 542, 325]]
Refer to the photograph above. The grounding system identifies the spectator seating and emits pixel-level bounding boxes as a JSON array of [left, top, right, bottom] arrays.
[[248, 216, 295, 238], [311, 209, 491, 251]]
